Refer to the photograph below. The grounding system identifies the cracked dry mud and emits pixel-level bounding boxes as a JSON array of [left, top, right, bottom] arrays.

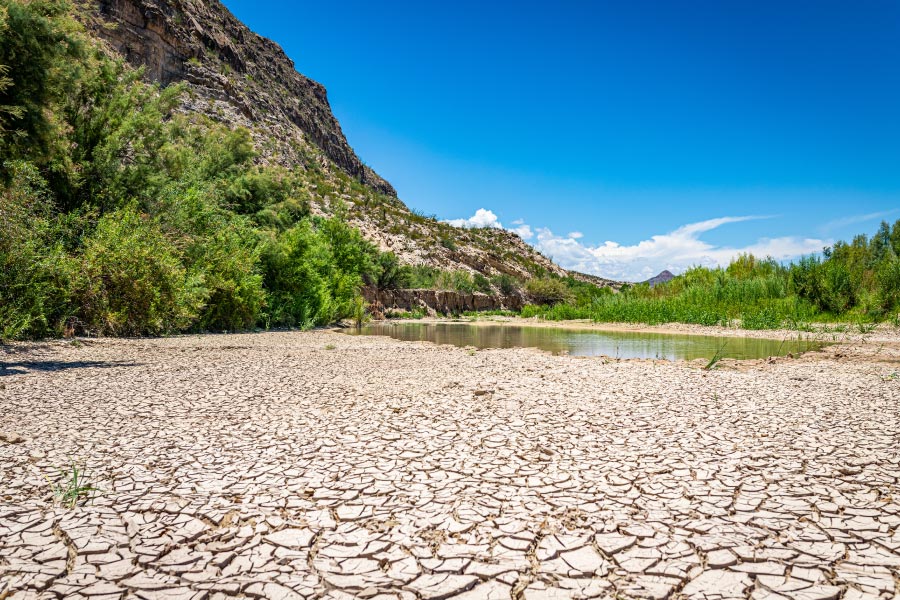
[[1, 330, 899, 600]]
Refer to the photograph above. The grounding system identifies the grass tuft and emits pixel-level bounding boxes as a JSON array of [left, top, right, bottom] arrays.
[[703, 341, 728, 371], [45, 461, 100, 509]]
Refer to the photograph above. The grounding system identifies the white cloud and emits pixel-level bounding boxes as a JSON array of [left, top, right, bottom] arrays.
[[447, 210, 534, 238], [445, 210, 829, 282], [819, 210, 899, 234], [534, 216, 827, 281], [445, 208, 503, 229], [512, 223, 534, 240]]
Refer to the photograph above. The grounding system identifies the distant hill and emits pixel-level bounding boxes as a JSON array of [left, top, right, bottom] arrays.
[[644, 270, 675, 287]]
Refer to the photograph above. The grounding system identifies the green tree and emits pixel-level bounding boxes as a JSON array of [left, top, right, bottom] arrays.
[[0, 161, 73, 339], [0, 0, 84, 168]]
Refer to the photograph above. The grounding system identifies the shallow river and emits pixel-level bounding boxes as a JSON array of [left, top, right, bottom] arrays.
[[346, 321, 825, 361]]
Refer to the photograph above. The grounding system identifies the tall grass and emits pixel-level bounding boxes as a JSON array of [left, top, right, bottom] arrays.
[[524, 248, 900, 330]]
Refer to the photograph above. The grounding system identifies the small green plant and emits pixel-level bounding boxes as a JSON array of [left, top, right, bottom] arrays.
[[46, 462, 100, 509], [704, 341, 729, 371], [324, 344, 336, 350], [351, 296, 368, 328], [856, 319, 877, 334], [491, 274, 521, 296]]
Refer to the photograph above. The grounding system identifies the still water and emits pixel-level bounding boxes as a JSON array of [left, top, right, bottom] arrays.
[[346, 321, 825, 361]]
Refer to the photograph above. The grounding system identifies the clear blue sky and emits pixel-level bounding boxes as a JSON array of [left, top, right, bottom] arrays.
[[221, 0, 899, 280]]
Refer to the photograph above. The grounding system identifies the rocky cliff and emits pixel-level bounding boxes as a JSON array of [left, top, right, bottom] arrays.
[[88, 0, 394, 195], [81, 0, 622, 287]]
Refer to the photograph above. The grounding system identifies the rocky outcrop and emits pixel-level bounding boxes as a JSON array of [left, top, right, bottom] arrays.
[[363, 288, 524, 315], [88, 0, 395, 195]]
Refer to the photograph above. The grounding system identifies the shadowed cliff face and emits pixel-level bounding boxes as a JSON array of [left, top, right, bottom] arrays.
[[89, 0, 396, 196]]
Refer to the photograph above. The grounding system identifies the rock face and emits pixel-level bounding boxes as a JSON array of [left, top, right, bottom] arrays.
[[362, 287, 525, 315], [89, 0, 395, 195]]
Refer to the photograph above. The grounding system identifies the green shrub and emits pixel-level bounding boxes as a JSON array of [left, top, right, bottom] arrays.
[[473, 273, 492, 294], [0, 0, 84, 168], [525, 278, 574, 306], [261, 222, 336, 328], [191, 224, 265, 331], [375, 252, 409, 290], [491, 274, 520, 295], [741, 306, 783, 330], [73, 206, 203, 336], [157, 187, 265, 331], [875, 257, 900, 313], [434, 270, 477, 293], [0, 161, 73, 339]]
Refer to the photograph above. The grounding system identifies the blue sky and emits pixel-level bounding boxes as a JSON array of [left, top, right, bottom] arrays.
[[221, 0, 899, 280]]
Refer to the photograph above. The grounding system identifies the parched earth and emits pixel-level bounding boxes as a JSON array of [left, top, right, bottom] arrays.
[[1, 330, 899, 600]]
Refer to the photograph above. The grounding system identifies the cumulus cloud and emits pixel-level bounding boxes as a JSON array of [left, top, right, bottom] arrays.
[[444, 208, 503, 229], [533, 216, 828, 281], [445, 209, 829, 281], [446, 209, 534, 239], [512, 224, 534, 240]]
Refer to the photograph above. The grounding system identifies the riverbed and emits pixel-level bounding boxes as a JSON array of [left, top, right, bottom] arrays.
[[1, 329, 898, 598]]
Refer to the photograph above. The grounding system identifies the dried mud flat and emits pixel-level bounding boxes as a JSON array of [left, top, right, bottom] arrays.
[[1, 330, 899, 600]]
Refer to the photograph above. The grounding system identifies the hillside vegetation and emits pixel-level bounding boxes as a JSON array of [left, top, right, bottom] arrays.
[[82, 0, 574, 284], [0, 0, 385, 338]]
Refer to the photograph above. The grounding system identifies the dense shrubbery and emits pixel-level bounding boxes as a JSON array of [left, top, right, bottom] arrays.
[[0, 0, 385, 339], [523, 278, 573, 306], [524, 231, 900, 329]]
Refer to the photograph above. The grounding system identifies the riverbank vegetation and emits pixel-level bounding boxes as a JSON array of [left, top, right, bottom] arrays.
[[523, 222, 900, 329], [0, 0, 394, 339]]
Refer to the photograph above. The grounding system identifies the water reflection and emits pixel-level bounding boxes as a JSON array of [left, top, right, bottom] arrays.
[[347, 322, 824, 361]]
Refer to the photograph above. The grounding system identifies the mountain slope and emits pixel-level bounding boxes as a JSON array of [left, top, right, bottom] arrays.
[[90, 0, 394, 195], [644, 270, 674, 287], [82, 0, 621, 286]]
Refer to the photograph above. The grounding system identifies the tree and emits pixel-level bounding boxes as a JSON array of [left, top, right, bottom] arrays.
[[0, 0, 84, 168]]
